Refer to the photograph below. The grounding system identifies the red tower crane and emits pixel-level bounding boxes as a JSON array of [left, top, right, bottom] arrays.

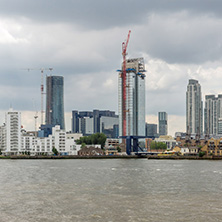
[[122, 30, 131, 138], [24, 68, 53, 125]]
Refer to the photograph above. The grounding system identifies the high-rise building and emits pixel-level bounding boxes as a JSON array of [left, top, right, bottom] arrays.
[[45, 76, 65, 129], [158, 112, 168, 136], [71, 110, 79, 133], [146, 123, 158, 138], [5, 109, 21, 154], [204, 94, 222, 136], [186, 79, 203, 135], [118, 58, 146, 138], [71, 109, 119, 137]]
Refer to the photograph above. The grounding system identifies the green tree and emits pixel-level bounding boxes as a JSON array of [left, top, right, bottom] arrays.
[[76, 133, 107, 148], [117, 146, 121, 152], [52, 147, 58, 155], [81, 143, 86, 149], [199, 151, 206, 157], [150, 141, 167, 150]]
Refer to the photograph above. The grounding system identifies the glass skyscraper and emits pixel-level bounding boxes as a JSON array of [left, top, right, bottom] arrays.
[[45, 76, 65, 129], [204, 94, 222, 136], [118, 58, 146, 138], [158, 112, 168, 136], [186, 79, 203, 135]]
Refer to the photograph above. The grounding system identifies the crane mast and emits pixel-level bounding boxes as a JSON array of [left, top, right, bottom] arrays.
[[122, 30, 131, 138], [24, 68, 53, 126]]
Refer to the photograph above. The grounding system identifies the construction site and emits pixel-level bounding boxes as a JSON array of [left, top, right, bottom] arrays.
[[118, 31, 147, 155]]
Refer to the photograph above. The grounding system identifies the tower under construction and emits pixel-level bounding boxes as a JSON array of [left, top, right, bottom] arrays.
[[118, 57, 146, 139]]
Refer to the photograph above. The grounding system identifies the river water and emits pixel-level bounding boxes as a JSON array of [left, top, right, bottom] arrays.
[[0, 159, 221, 222]]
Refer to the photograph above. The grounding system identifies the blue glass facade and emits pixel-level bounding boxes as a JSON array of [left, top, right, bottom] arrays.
[[45, 76, 65, 129]]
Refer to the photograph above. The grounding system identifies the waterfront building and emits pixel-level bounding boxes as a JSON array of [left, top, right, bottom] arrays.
[[0, 124, 6, 152], [45, 76, 65, 129], [186, 79, 203, 135], [218, 118, 222, 135], [146, 123, 158, 138], [105, 138, 120, 148], [78, 146, 104, 156], [118, 57, 146, 138], [21, 125, 78, 155], [204, 94, 222, 136], [66, 132, 83, 141], [158, 112, 168, 136], [173, 146, 190, 155], [5, 109, 21, 155], [175, 135, 206, 147], [155, 135, 177, 150], [201, 137, 222, 156], [21, 132, 36, 153]]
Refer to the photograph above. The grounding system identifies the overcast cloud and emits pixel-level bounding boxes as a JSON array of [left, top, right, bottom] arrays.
[[0, 0, 222, 136]]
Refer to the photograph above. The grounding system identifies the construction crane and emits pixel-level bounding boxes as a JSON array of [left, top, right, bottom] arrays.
[[32, 99, 38, 133], [122, 30, 131, 138], [24, 68, 53, 125]]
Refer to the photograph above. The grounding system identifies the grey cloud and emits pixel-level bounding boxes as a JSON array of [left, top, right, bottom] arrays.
[[132, 12, 222, 64], [0, 0, 222, 29]]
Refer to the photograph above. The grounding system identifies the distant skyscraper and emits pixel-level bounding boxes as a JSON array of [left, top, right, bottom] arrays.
[[204, 94, 222, 136], [71, 109, 118, 137], [186, 79, 203, 135], [71, 110, 79, 133], [45, 76, 65, 129], [146, 123, 158, 138], [118, 58, 146, 138], [158, 112, 168, 136]]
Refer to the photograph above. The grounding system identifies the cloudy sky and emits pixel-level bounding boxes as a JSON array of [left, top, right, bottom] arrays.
[[0, 0, 222, 136]]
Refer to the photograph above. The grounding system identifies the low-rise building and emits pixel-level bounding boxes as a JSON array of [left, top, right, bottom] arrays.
[[66, 133, 83, 141], [173, 145, 198, 155], [105, 147, 118, 155], [78, 147, 104, 156], [105, 138, 119, 148], [155, 135, 177, 149], [201, 138, 222, 156]]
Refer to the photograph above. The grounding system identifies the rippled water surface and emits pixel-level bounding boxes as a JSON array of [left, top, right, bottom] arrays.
[[0, 159, 222, 222]]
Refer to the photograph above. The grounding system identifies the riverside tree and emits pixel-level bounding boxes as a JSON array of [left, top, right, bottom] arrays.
[[150, 141, 167, 150], [52, 147, 58, 155], [76, 133, 107, 148]]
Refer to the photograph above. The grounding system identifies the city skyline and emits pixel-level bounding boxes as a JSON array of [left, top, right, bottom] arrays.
[[0, 1, 222, 136]]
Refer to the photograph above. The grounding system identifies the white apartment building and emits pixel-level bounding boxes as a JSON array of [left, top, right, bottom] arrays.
[[53, 125, 66, 153], [5, 109, 21, 155], [0, 124, 6, 152], [66, 132, 83, 141], [1, 122, 78, 155]]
